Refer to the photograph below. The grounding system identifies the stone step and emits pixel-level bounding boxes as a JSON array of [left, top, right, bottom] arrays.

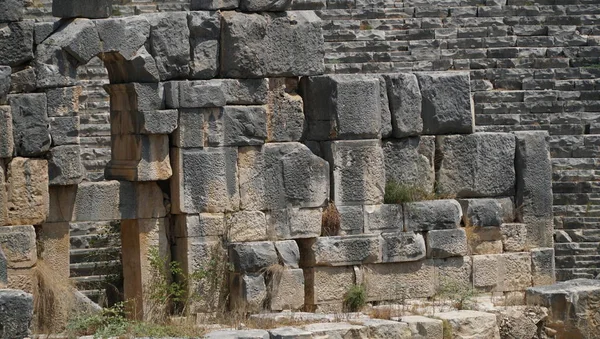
[[70, 260, 121, 278], [70, 234, 119, 250], [79, 289, 105, 304], [70, 247, 120, 264]]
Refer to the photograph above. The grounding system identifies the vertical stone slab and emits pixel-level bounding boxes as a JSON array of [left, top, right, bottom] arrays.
[[382, 136, 435, 193], [0, 225, 37, 269], [383, 73, 423, 138], [147, 12, 191, 81], [5, 158, 49, 226], [0, 106, 13, 158], [531, 248, 555, 286], [514, 131, 553, 248], [38, 222, 70, 281], [9, 93, 50, 157], [0, 245, 7, 287], [188, 11, 221, 79]]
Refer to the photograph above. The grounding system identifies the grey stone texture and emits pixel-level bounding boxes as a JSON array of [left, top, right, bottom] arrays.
[[0, 0, 23, 22], [299, 234, 381, 266], [266, 208, 322, 240], [0, 106, 14, 158], [500, 223, 527, 253], [383, 136, 435, 193], [207, 106, 268, 146], [415, 72, 474, 135], [274, 240, 300, 269], [426, 228, 468, 258], [0, 21, 34, 66], [0, 66, 10, 105], [191, 0, 239, 10], [0, 245, 6, 286], [404, 199, 462, 232], [266, 78, 305, 142], [436, 311, 500, 339], [220, 11, 324, 78], [52, 0, 112, 18], [166, 79, 268, 108], [363, 204, 403, 233], [337, 205, 364, 235], [229, 241, 279, 273], [48, 145, 85, 186], [0, 225, 37, 268], [436, 133, 516, 198], [230, 272, 267, 311], [269, 327, 313, 339], [401, 316, 443, 339], [383, 73, 423, 137], [188, 11, 220, 79], [323, 140, 385, 206], [46, 86, 81, 117], [147, 12, 191, 81], [134, 110, 178, 135], [0, 289, 33, 339], [9, 68, 36, 94], [381, 232, 426, 263], [95, 16, 151, 60], [226, 210, 267, 242], [9, 93, 51, 157], [531, 248, 555, 286], [49, 116, 80, 145], [240, 0, 292, 11], [458, 198, 515, 227], [58, 19, 102, 65]]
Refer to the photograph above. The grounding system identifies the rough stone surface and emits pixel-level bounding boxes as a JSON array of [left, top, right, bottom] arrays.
[[0, 106, 14, 158], [304, 266, 355, 305], [0, 246, 6, 287], [401, 316, 443, 339], [383, 73, 423, 137], [0, 21, 34, 66], [57, 19, 102, 64], [356, 319, 411, 339], [9, 67, 36, 93], [221, 11, 324, 78], [106, 134, 172, 181], [0, 167, 5, 226], [436, 133, 516, 198], [365, 260, 435, 300], [147, 12, 191, 81], [134, 110, 178, 135], [458, 198, 514, 227], [48, 145, 85, 186], [188, 11, 220, 79], [226, 210, 267, 242], [207, 106, 268, 146], [229, 241, 279, 273], [404, 199, 462, 232], [0, 289, 33, 339], [274, 240, 300, 268], [269, 327, 312, 339], [302, 322, 368, 338], [9, 93, 51, 157], [500, 223, 527, 253], [52, 0, 112, 18], [300, 235, 381, 266], [323, 140, 385, 206], [426, 228, 468, 258], [0, 0, 23, 23], [266, 78, 304, 142], [191, 0, 239, 10], [338, 205, 364, 235], [167, 79, 268, 108], [95, 16, 151, 60], [381, 232, 426, 263], [382, 136, 435, 193], [266, 208, 322, 240], [240, 0, 292, 11], [415, 72, 474, 134], [436, 310, 500, 339], [269, 268, 305, 311], [0, 226, 37, 268], [0, 66, 10, 105], [473, 253, 532, 292], [5, 158, 49, 226], [49, 116, 80, 146], [231, 272, 267, 311], [204, 329, 269, 339], [46, 86, 81, 117], [531, 248, 555, 286], [173, 213, 225, 238], [363, 204, 403, 233]]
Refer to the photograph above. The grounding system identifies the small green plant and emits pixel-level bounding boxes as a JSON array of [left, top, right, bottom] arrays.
[[436, 279, 478, 311], [384, 180, 430, 203], [442, 319, 453, 339], [359, 22, 373, 30], [343, 284, 367, 312]]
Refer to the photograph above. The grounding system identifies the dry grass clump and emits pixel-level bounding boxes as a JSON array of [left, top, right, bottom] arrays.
[[321, 201, 340, 236], [33, 260, 76, 334]]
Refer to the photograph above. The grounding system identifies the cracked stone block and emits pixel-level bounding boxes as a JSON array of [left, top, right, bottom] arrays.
[[473, 252, 532, 292], [188, 11, 220, 79], [171, 147, 239, 214], [230, 272, 267, 312], [9, 93, 51, 157], [10, 67, 36, 93], [383, 136, 435, 193], [323, 140, 385, 206], [381, 232, 426, 263], [266, 208, 322, 240], [299, 234, 381, 267], [415, 72, 474, 134], [0, 106, 14, 157], [364, 204, 403, 233], [404, 199, 462, 232], [226, 210, 268, 242], [0, 21, 34, 66], [383, 73, 423, 137], [426, 228, 468, 258], [147, 12, 191, 81], [221, 11, 324, 77], [49, 116, 80, 145], [0, 225, 37, 268], [52, 0, 112, 18], [205, 106, 268, 146], [458, 197, 514, 227], [5, 158, 49, 225], [48, 145, 85, 186], [111, 109, 178, 135], [229, 241, 279, 273], [56, 19, 102, 64], [266, 78, 304, 142], [436, 133, 516, 198]]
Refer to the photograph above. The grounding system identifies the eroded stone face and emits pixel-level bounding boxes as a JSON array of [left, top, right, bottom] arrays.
[[5, 158, 49, 226]]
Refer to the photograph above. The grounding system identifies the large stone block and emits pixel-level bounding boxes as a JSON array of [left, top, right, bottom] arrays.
[[52, 19, 102, 65], [240, 0, 292, 11], [500, 223, 527, 252], [173, 213, 225, 238], [274, 240, 300, 268], [415, 72, 474, 134], [301, 75, 381, 140], [171, 147, 239, 214], [35, 40, 78, 89], [49, 116, 80, 145], [9, 67, 35, 93], [188, 11, 220, 79], [48, 145, 85, 186], [9, 93, 51, 156], [226, 210, 268, 242], [173, 109, 204, 148], [404, 199, 462, 232], [52, 0, 112, 18], [269, 268, 305, 311], [426, 228, 468, 259], [514, 131, 553, 248], [166, 79, 268, 108], [5, 158, 48, 225], [383, 136, 435, 193], [102, 46, 160, 83], [221, 11, 324, 78], [229, 241, 279, 273], [0, 21, 33, 66], [365, 260, 435, 300], [38, 222, 70, 281], [401, 316, 443, 339], [0, 106, 14, 157], [434, 256, 472, 291], [147, 12, 191, 81], [531, 248, 555, 286], [0, 289, 33, 339], [323, 140, 385, 206], [364, 204, 403, 233], [96, 16, 151, 60], [383, 73, 423, 137], [304, 266, 355, 304], [303, 323, 368, 338], [238, 143, 329, 211], [526, 279, 600, 339], [230, 272, 267, 312], [473, 252, 532, 292], [299, 235, 381, 266], [436, 310, 500, 339], [206, 106, 268, 146], [0, 0, 23, 22], [106, 134, 172, 181], [266, 208, 321, 240], [0, 66, 10, 105], [0, 225, 36, 268], [338, 205, 363, 235], [381, 232, 426, 263], [458, 197, 514, 227], [436, 133, 516, 198], [46, 86, 82, 117], [266, 78, 304, 142]]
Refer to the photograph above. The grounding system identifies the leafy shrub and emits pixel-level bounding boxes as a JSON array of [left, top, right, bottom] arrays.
[[343, 284, 367, 312]]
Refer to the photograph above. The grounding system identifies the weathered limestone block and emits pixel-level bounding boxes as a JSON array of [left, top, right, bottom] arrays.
[[514, 131, 553, 248], [436, 310, 500, 339], [206, 106, 268, 146], [147, 12, 191, 81], [95, 16, 150, 60], [226, 210, 267, 242], [383, 73, 423, 137], [48, 181, 166, 222], [354, 319, 411, 339], [9, 93, 51, 156], [500, 223, 527, 252], [415, 72, 474, 134], [105, 83, 164, 113], [300, 235, 381, 267], [191, 0, 239, 10], [404, 199, 462, 232], [365, 260, 435, 300], [229, 241, 279, 273], [0, 66, 10, 104], [106, 134, 172, 181], [46, 86, 81, 117], [6, 158, 48, 225], [0, 106, 14, 157], [171, 147, 239, 214], [238, 143, 328, 211], [301, 75, 381, 140], [381, 232, 426, 263], [526, 279, 600, 339], [473, 253, 532, 292], [383, 136, 435, 193], [49, 116, 80, 145], [0, 21, 33, 66], [0, 0, 23, 22], [364, 204, 403, 233], [188, 11, 220, 79], [495, 306, 548, 339], [269, 268, 305, 311], [266, 208, 322, 240], [230, 273, 267, 312], [426, 228, 468, 258], [401, 316, 443, 339], [52, 0, 112, 18], [531, 248, 555, 286], [173, 109, 203, 148], [0, 290, 33, 339], [467, 226, 503, 255], [111, 109, 178, 135], [269, 327, 312, 339], [38, 222, 70, 281], [458, 197, 514, 227], [166, 79, 268, 108], [221, 11, 324, 78], [303, 323, 368, 338], [266, 78, 304, 142], [0, 226, 36, 268], [434, 256, 472, 290], [0, 167, 5, 226], [35, 42, 78, 88], [173, 213, 225, 238], [274, 240, 300, 268], [323, 140, 385, 206], [48, 145, 85, 186], [240, 0, 292, 11], [304, 266, 355, 305], [436, 133, 516, 198], [338, 205, 363, 235]]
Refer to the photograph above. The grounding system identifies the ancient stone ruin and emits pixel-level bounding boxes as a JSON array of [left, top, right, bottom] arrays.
[[0, 0, 599, 338]]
